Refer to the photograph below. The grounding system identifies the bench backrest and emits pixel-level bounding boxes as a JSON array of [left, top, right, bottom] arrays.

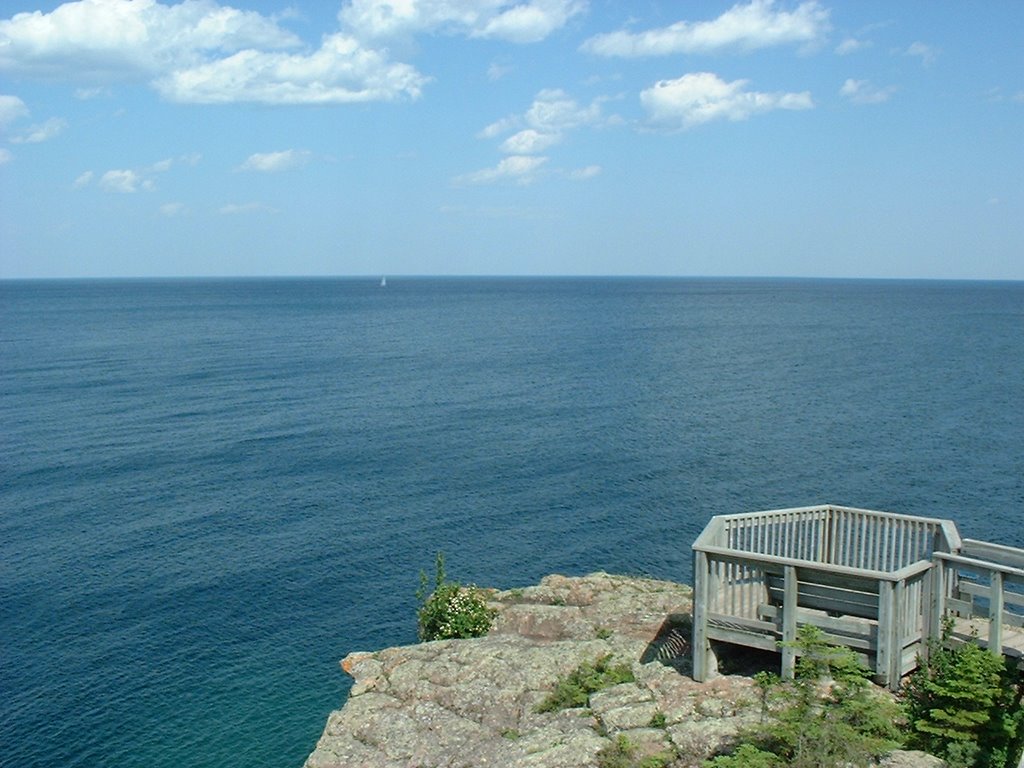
[[765, 569, 881, 621]]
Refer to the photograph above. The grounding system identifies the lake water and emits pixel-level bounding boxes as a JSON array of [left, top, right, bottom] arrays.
[[2, 277, 1021, 767]]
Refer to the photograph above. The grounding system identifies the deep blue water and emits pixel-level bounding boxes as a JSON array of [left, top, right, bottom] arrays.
[[1, 277, 1022, 768]]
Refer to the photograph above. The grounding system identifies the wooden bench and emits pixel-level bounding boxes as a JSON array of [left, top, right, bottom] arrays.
[[764, 569, 880, 621]]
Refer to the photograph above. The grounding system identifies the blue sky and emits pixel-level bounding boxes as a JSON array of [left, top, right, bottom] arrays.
[[0, 0, 1021, 279]]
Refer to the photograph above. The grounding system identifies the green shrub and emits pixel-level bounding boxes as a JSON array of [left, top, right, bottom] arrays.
[[416, 552, 496, 642], [535, 653, 635, 713], [901, 617, 1024, 768], [705, 743, 782, 768], [596, 735, 636, 768], [707, 625, 903, 768], [595, 736, 673, 768]]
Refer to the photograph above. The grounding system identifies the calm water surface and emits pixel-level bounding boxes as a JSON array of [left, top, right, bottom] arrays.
[[1, 277, 1021, 767]]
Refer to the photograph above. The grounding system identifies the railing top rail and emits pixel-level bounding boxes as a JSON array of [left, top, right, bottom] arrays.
[[711, 505, 831, 522], [934, 551, 1024, 580], [963, 538, 1024, 551], [710, 504, 956, 528], [692, 515, 727, 549], [695, 543, 934, 583], [941, 520, 962, 553], [826, 505, 958, 528], [962, 538, 1024, 560]]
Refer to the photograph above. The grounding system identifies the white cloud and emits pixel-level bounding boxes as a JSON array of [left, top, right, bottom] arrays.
[[0, 148, 12, 165], [475, 0, 586, 43], [487, 60, 512, 81], [904, 41, 937, 66], [839, 78, 895, 105], [0, 2, 423, 105], [160, 202, 187, 216], [473, 89, 606, 182], [526, 88, 603, 131], [237, 149, 311, 172], [219, 201, 278, 214], [74, 86, 110, 100], [339, 0, 586, 43], [568, 164, 601, 180], [479, 115, 518, 139], [0, 94, 29, 127], [500, 128, 560, 154], [0, 0, 301, 81], [11, 117, 67, 143], [73, 170, 93, 188], [581, 0, 828, 57], [835, 37, 868, 55], [640, 72, 812, 128], [455, 154, 548, 185], [100, 169, 146, 193], [485, 89, 605, 143], [154, 34, 427, 104]]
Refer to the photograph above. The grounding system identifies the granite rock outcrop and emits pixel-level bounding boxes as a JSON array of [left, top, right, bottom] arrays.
[[303, 572, 944, 768]]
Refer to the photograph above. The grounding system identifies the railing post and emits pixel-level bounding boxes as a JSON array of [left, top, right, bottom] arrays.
[[693, 550, 711, 681], [781, 565, 798, 680], [877, 580, 895, 689], [989, 570, 1004, 657], [892, 579, 905, 686], [920, 564, 932, 663]]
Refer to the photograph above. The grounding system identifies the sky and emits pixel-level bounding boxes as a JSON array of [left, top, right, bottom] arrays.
[[0, 0, 1021, 280]]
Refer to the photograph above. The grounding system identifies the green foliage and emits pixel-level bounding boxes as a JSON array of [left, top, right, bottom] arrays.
[[596, 735, 636, 768], [595, 735, 673, 768], [535, 654, 635, 713], [705, 743, 783, 768], [500, 728, 521, 740], [753, 670, 781, 723], [416, 552, 496, 642], [648, 711, 667, 729], [638, 756, 673, 768], [901, 617, 1024, 768], [706, 625, 903, 768]]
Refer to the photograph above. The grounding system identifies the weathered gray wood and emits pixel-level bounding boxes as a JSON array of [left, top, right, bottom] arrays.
[[758, 603, 875, 642], [990, 571, 1004, 656], [876, 580, 896, 688], [891, 580, 906, 687], [691, 505, 1024, 690], [782, 565, 798, 679], [963, 539, 1024, 571], [692, 550, 710, 682], [958, 581, 1024, 608], [764, 574, 879, 620], [934, 551, 1024, 580]]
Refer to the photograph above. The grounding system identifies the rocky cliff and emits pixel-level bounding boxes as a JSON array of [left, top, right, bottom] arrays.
[[303, 572, 943, 768]]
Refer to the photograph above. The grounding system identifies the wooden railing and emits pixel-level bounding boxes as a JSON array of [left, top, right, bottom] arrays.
[[692, 505, 963, 690], [706, 504, 959, 569], [931, 539, 1024, 657]]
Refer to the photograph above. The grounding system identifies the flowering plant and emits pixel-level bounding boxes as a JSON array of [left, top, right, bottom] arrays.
[[416, 552, 496, 641]]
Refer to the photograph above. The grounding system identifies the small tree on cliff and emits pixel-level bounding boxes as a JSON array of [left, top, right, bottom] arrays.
[[901, 617, 1024, 768], [706, 625, 903, 768]]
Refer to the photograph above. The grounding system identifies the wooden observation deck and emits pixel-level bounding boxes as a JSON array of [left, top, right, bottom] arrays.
[[692, 504, 1024, 690]]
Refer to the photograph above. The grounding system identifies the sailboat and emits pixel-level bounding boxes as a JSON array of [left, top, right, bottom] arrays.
[[380, 276, 387, 287]]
